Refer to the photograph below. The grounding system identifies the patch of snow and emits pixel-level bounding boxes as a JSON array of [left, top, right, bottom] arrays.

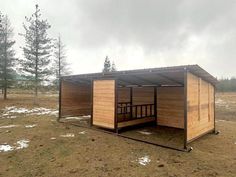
[[218, 120, 226, 122], [65, 115, 91, 120], [0, 139, 30, 152], [79, 131, 86, 135], [138, 156, 151, 166], [65, 117, 84, 120], [16, 140, 29, 149], [0, 144, 14, 152], [25, 124, 37, 128], [215, 98, 226, 105], [50, 137, 56, 140], [137, 130, 152, 135], [1, 106, 58, 118], [215, 98, 233, 109], [60, 133, 75, 138], [0, 125, 19, 129], [83, 115, 91, 118]]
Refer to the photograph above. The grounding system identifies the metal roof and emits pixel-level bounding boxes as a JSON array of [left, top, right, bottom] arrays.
[[62, 64, 218, 86]]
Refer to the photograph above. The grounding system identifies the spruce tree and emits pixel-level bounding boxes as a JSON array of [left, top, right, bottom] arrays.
[[54, 35, 71, 88], [0, 12, 3, 94], [103, 56, 111, 72], [0, 15, 16, 100], [19, 4, 53, 102], [111, 61, 117, 72]]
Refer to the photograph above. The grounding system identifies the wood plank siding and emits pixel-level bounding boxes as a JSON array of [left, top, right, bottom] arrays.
[[93, 80, 115, 129], [187, 72, 214, 141], [157, 87, 184, 128], [132, 87, 154, 105], [118, 87, 130, 103], [61, 80, 91, 117]]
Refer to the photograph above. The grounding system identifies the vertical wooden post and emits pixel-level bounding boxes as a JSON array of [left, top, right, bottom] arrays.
[[198, 78, 201, 121], [57, 77, 62, 122], [114, 79, 118, 133], [184, 69, 188, 149], [154, 86, 157, 125], [130, 87, 133, 119], [213, 85, 216, 133], [90, 79, 94, 127]]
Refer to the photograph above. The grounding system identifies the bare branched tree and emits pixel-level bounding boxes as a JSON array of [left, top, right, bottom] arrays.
[[54, 35, 71, 88]]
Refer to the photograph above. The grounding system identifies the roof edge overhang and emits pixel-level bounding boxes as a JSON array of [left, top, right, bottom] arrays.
[[61, 64, 218, 86]]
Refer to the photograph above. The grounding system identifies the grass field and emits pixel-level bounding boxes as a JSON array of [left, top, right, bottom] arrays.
[[0, 92, 235, 177]]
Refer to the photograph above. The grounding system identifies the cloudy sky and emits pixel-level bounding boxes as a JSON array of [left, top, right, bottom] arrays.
[[1, 0, 236, 78]]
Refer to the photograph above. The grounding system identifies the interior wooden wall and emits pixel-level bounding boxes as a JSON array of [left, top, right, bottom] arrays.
[[132, 87, 154, 117], [93, 80, 115, 129], [132, 87, 154, 105], [187, 72, 214, 141], [61, 80, 91, 117], [117, 87, 130, 103], [157, 87, 184, 129]]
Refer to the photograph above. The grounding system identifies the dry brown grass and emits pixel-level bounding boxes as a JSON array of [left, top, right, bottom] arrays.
[[0, 92, 235, 177]]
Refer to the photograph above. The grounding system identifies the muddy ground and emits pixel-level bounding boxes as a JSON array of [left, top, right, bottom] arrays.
[[0, 92, 235, 177]]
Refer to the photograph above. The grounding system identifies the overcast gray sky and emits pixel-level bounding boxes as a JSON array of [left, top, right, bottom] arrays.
[[1, 0, 236, 78]]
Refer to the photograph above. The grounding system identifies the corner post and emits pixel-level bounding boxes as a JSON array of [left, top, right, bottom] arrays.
[[154, 86, 157, 125], [57, 77, 62, 122], [184, 68, 188, 149], [115, 78, 118, 133], [213, 85, 219, 135], [90, 79, 94, 127], [130, 87, 133, 119]]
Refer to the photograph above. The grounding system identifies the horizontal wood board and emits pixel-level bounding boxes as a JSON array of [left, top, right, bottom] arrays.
[[157, 87, 184, 128], [61, 80, 91, 117]]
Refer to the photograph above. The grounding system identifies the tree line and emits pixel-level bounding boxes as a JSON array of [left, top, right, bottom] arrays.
[[0, 5, 70, 102], [216, 77, 236, 92]]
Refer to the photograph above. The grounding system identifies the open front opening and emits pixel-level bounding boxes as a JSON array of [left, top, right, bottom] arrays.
[[116, 85, 185, 148], [117, 87, 156, 128]]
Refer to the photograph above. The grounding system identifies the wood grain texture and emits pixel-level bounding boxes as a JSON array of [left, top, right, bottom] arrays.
[[61, 80, 91, 117], [132, 87, 154, 105], [118, 117, 155, 128], [157, 87, 184, 128], [118, 87, 130, 103], [93, 80, 115, 129], [187, 72, 214, 141]]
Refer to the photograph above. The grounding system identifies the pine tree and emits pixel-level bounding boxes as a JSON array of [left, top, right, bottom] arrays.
[[0, 12, 3, 95], [103, 56, 111, 72], [19, 4, 53, 103], [0, 15, 17, 100], [111, 61, 117, 72], [54, 35, 71, 88]]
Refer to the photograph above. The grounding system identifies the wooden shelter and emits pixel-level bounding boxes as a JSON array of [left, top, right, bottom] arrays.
[[58, 65, 218, 150]]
